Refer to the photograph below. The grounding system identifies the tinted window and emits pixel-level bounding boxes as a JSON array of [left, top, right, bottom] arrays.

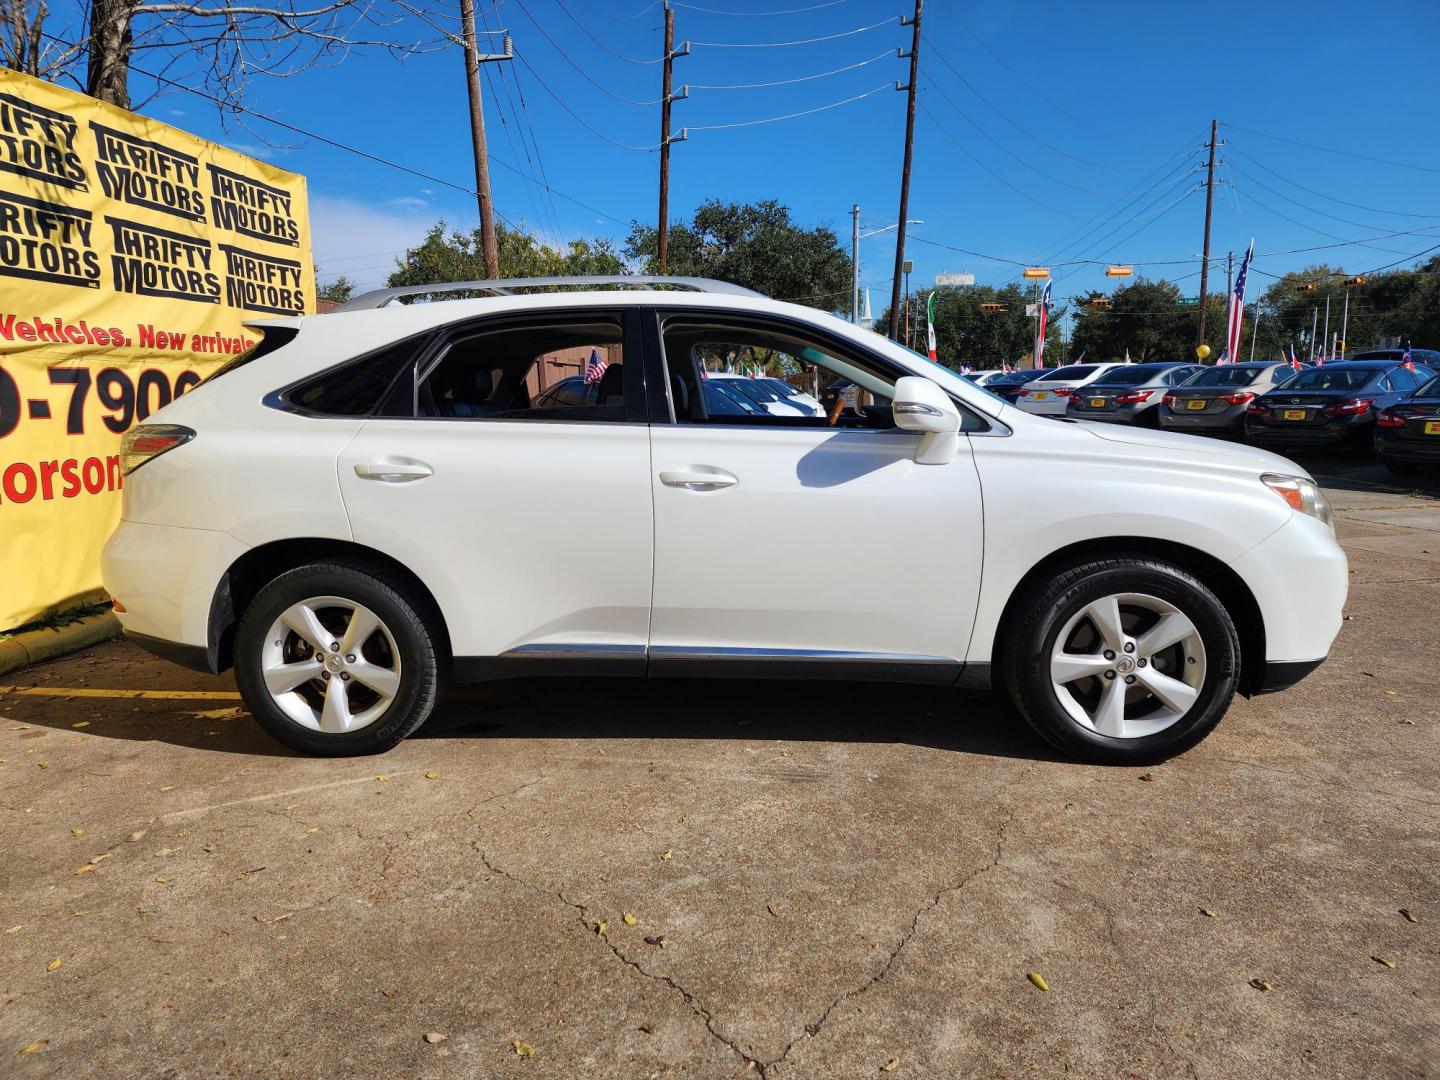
[[1094, 366, 1170, 386], [416, 316, 626, 422], [727, 379, 783, 404], [1035, 365, 1100, 382], [1388, 368, 1419, 391], [285, 337, 419, 416], [1282, 366, 1378, 391], [1415, 374, 1440, 397], [1182, 365, 1267, 387], [703, 381, 765, 415]]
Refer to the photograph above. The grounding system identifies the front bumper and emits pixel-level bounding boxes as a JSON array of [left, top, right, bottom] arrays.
[[1254, 657, 1326, 694], [1228, 513, 1348, 668], [1376, 434, 1440, 464]]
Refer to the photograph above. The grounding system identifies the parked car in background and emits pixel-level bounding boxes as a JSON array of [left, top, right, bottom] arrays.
[[1015, 363, 1125, 415], [707, 372, 815, 417], [1067, 363, 1204, 427], [962, 369, 1007, 387], [534, 375, 598, 408], [1244, 360, 1437, 451], [982, 369, 1041, 403], [102, 275, 1347, 766], [1375, 370, 1440, 475], [1161, 362, 1297, 438], [759, 377, 823, 416], [1349, 348, 1440, 368]]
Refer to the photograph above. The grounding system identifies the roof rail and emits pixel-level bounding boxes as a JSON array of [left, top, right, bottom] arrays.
[[330, 275, 766, 312]]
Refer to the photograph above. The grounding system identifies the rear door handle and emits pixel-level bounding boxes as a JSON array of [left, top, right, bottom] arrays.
[[354, 461, 433, 483], [659, 467, 738, 490]]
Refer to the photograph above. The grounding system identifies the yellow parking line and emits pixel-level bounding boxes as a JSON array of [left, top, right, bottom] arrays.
[[0, 686, 242, 700]]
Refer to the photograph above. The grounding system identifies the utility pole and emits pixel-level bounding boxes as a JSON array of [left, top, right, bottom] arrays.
[[1339, 290, 1350, 359], [851, 204, 861, 323], [657, 3, 676, 274], [888, 0, 922, 342], [1309, 307, 1318, 363], [1196, 119, 1218, 347], [458, 0, 511, 278], [1226, 250, 1234, 298], [903, 261, 913, 347], [1321, 294, 1331, 361]]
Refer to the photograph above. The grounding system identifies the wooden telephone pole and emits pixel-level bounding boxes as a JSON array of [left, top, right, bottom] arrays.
[[458, 0, 511, 279], [1196, 119, 1218, 347], [888, 0, 922, 342], [657, 3, 676, 274]]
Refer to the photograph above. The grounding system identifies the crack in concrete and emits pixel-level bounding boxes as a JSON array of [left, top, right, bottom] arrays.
[[465, 776, 545, 818]]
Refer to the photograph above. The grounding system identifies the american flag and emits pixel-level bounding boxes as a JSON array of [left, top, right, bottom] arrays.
[[1223, 239, 1255, 366], [584, 347, 608, 385], [1033, 279, 1052, 370]]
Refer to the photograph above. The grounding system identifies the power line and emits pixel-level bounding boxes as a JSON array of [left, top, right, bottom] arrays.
[[1222, 121, 1440, 174], [684, 82, 892, 132], [569, 0, 850, 16], [512, 0, 665, 105], [1228, 181, 1420, 258], [553, 0, 666, 63], [1227, 145, 1440, 220], [685, 48, 892, 89], [1227, 163, 1424, 235], [513, 50, 664, 150], [688, 16, 896, 47]]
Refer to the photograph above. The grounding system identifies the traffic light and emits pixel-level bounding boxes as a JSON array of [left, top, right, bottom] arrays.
[[1295, 282, 1318, 293], [979, 302, 1007, 313], [1345, 276, 1367, 286], [1088, 295, 1111, 309]]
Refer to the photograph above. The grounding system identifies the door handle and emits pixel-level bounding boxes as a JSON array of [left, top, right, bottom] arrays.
[[659, 468, 738, 490], [354, 461, 433, 483]]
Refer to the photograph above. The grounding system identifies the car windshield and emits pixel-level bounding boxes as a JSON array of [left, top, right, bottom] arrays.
[[763, 379, 801, 398], [1035, 365, 1100, 382], [1187, 365, 1271, 387], [1094, 366, 1165, 386], [1415, 374, 1440, 397], [1282, 367, 1377, 391], [728, 378, 782, 404]]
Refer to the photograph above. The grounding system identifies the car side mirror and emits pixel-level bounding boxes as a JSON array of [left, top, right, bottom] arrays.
[[892, 376, 961, 465]]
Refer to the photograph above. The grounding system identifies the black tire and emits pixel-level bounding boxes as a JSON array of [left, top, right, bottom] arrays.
[[999, 556, 1240, 765], [234, 560, 445, 756], [1384, 459, 1419, 477]]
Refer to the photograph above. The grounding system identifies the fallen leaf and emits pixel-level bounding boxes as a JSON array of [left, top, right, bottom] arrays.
[[89, 852, 110, 864], [1361, 671, 1376, 678], [4, 925, 21, 934], [191, 707, 244, 720], [1027, 972, 1049, 993], [71, 827, 84, 837], [73, 863, 96, 875], [644, 935, 667, 948], [595, 919, 607, 936], [202, 843, 216, 853], [72, 721, 90, 728], [623, 912, 637, 927], [1138, 772, 1155, 782], [1399, 719, 1415, 725], [423, 1031, 447, 1045], [36, 761, 48, 769], [1384, 690, 1399, 697], [126, 830, 146, 843], [375, 775, 388, 783], [1372, 956, 1396, 968], [638, 1023, 653, 1035], [19, 1039, 47, 1054], [1249, 978, 1273, 992], [381, 988, 397, 998], [159, 785, 175, 792], [306, 827, 319, 834], [46, 958, 61, 972], [881, 1057, 900, 1072], [1200, 908, 1217, 918], [154, 876, 170, 884], [1400, 909, 1418, 923], [425, 771, 440, 780], [660, 850, 672, 861], [70, 909, 100, 917], [512, 1039, 534, 1058], [255, 911, 294, 925], [153, 847, 177, 857], [767, 904, 778, 917]]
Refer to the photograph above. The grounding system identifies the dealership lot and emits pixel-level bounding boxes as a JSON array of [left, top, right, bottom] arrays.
[[3, 456, 1438, 1079]]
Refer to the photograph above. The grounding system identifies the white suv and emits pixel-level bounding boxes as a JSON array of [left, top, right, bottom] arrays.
[[102, 277, 1347, 763]]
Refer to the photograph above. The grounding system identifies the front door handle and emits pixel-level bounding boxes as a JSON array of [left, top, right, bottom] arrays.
[[354, 461, 433, 483], [659, 467, 738, 490]]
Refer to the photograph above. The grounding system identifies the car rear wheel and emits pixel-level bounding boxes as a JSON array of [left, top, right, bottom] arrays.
[[234, 561, 445, 756], [1000, 556, 1240, 764]]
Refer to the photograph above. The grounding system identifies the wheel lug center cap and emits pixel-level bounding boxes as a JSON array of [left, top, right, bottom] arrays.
[[1115, 656, 1136, 675], [325, 655, 345, 674]]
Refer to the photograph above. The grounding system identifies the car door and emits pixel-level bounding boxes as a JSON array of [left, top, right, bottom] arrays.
[[643, 308, 984, 679], [336, 307, 653, 667]]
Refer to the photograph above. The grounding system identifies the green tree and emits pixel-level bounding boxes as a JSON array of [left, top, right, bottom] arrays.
[[1070, 278, 1226, 362], [875, 283, 1054, 367], [626, 200, 852, 311], [388, 222, 625, 294], [316, 274, 356, 305]]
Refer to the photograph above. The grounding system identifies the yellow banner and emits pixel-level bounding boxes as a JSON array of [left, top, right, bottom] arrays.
[[0, 69, 313, 630]]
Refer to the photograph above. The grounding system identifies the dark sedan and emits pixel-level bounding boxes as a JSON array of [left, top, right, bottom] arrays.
[[1066, 362, 1204, 426], [983, 369, 1041, 403], [1244, 361, 1437, 451], [1375, 370, 1440, 475], [1161, 362, 1297, 437]]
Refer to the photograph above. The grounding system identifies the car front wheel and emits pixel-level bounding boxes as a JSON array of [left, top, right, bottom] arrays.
[[1000, 556, 1240, 764], [234, 561, 445, 756]]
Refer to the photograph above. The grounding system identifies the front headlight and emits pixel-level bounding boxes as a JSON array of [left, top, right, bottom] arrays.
[[1261, 473, 1334, 530]]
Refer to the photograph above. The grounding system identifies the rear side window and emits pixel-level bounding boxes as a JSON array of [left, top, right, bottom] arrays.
[[1036, 365, 1099, 381], [282, 337, 421, 416]]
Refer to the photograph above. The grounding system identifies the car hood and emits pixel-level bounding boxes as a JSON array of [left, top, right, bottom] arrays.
[[1069, 418, 1309, 477]]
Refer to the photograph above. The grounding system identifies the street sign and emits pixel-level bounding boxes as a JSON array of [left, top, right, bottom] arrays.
[[1022, 267, 1051, 279], [1178, 296, 1199, 306], [1025, 303, 1038, 317], [935, 272, 974, 287]]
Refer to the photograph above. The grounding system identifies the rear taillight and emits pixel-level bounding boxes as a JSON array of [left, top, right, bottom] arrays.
[[1114, 390, 1154, 405], [1162, 394, 1179, 408], [1321, 397, 1373, 418], [1015, 389, 1030, 397], [1376, 410, 1407, 429], [1220, 391, 1256, 406], [1055, 387, 1076, 397], [1246, 401, 1271, 416], [120, 424, 195, 475]]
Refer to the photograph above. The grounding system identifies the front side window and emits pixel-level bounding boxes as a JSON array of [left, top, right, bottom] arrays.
[[414, 316, 626, 422]]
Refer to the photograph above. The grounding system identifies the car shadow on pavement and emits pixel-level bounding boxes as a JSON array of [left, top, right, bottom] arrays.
[[418, 677, 1064, 763]]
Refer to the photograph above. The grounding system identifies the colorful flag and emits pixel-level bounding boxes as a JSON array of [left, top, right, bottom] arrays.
[[1124, 348, 1131, 365], [1403, 342, 1415, 371], [583, 347, 608, 385], [1289, 342, 1302, 371], [1033, 280, 1052, 370], [1002, 360, 1013, 373], [1223, 239, 1254, 366], [926, 292, 938, 362]]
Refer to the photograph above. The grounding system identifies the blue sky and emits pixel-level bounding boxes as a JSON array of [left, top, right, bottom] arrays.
[[124, 0, 1440, 305]]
